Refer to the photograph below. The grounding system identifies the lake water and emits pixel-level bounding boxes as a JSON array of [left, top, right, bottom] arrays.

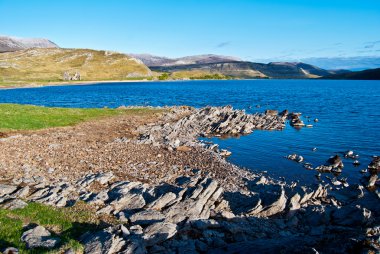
[[1, 80, 379, 184]]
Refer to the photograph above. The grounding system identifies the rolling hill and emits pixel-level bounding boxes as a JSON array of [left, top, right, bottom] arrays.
[[0, 48, 152, 83]]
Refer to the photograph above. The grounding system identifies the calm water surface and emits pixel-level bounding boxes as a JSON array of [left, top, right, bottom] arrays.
[[1, 80, 379, 183]]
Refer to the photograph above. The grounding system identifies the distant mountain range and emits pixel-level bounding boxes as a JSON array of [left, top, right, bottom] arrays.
[[321, 68, 380, 80], [128, 54, 241, 67], [0, 35, 379, 81], [300, 56, 380, 71], [0, 35, 58, 53], [134, 54, 349, 79]]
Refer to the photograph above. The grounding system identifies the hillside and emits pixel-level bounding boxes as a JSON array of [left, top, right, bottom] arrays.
[[322, 67, 380, 80], [0, 35, 58, 53], [0, 48, 152, 83], [129, 53, 241, 67], [149, 60, 341, 79]]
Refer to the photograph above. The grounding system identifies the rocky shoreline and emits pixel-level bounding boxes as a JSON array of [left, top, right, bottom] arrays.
[[0, 106, 379, 253]]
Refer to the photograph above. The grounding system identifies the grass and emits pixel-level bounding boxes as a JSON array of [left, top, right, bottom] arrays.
[[0, 202, 110, 253], [0, 103, 160, 131], [0, 48, 152, 84]]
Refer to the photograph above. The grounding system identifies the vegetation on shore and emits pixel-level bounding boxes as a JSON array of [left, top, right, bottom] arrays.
[[158, 70, 232, 80], [0, 202, 111, 253], [0, 104, 161, 131]]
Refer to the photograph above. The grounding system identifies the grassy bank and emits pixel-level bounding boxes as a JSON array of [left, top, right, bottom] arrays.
[[0, 104, 160, 131], [0, 202, 111, 253]]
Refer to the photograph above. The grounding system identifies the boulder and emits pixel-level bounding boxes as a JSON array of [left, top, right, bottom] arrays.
[[21, 226, 60, 249], [3, 247, 19, 254], [143, 222, 177, 246], [0, 184, 17, 196], [1, 199, 28, 210], [82, 225, 145, 254], [129, 210, 165, 225]]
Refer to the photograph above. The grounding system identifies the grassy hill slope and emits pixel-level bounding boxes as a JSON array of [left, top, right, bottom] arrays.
[[0, 48, 152, 84]]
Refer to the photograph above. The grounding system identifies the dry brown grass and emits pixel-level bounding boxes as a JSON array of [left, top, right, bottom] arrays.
[[0, 48, 152, 83]]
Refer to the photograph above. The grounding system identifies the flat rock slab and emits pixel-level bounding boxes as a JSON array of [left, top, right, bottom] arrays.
[[143, 222, 177, 246], [0, 184, 17, 196], [21, 225, 60, 249], [1, 199, 28, 210]]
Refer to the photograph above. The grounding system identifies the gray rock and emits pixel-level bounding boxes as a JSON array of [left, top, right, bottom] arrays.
[[367, 174, 378, 188], [143, 222, 177, 246], [129, 210, 165, 225], [3, 247, 19, 254], [0, 184, 17, 196], [148, 192, 177, 210], [257, 187, 287, 217], [83, 225, 130, 254], [21, 225, 60, 249], [1, 199, 27, 210], [13, 186, 30, 198], [164, 178, 223, 223]]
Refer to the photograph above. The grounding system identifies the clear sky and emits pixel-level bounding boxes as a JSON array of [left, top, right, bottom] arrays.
[[1, 0, 379, 61]]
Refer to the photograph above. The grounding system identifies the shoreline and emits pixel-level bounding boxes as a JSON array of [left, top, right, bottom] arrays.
[[0, 78, 343, 90], [0, 105, 379, 253]]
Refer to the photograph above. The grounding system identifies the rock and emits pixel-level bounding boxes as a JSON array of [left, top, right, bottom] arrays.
[[265, 110, 278, 116], [164, 178, 223, 223], [219, 149, 232, 157], [1, 199, 28, 210], [345, 150, 354, 158], [82, 225, 140, 254], [129, 210, 165, 225], [0, 184, 17, 196], [327, 155, 344, 168], [148, 192, 177, 210], [143, 222, 177, 246], [286, 154, 304, 163], [21, 225, 60, 249], [256, 187, 287, 217], [3, 247, 19, 254], [367, 174, 378, 188], [190, 219, 220, 230], [176, 146, 191, 152], [368, 156, 380, 173]]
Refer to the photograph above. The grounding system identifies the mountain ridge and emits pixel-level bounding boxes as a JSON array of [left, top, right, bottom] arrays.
[[0, 35, 59, 53]]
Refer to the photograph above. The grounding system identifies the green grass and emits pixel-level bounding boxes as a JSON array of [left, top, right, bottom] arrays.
[[0, 104, 160, 131], [0, 202, 108, 253]]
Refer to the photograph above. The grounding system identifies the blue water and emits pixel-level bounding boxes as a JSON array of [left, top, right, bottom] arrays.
[[1, 80, 379, 183]]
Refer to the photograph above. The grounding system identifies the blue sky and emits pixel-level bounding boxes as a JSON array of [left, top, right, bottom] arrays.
[[1, 0, 380, 61]]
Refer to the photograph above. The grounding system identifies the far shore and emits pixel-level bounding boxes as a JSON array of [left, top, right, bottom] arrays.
[[0, 79, 156, 89]]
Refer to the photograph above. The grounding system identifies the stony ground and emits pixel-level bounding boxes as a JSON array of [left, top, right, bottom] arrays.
[[0, 107, 256, 192], [0, 106, 379, 254]]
